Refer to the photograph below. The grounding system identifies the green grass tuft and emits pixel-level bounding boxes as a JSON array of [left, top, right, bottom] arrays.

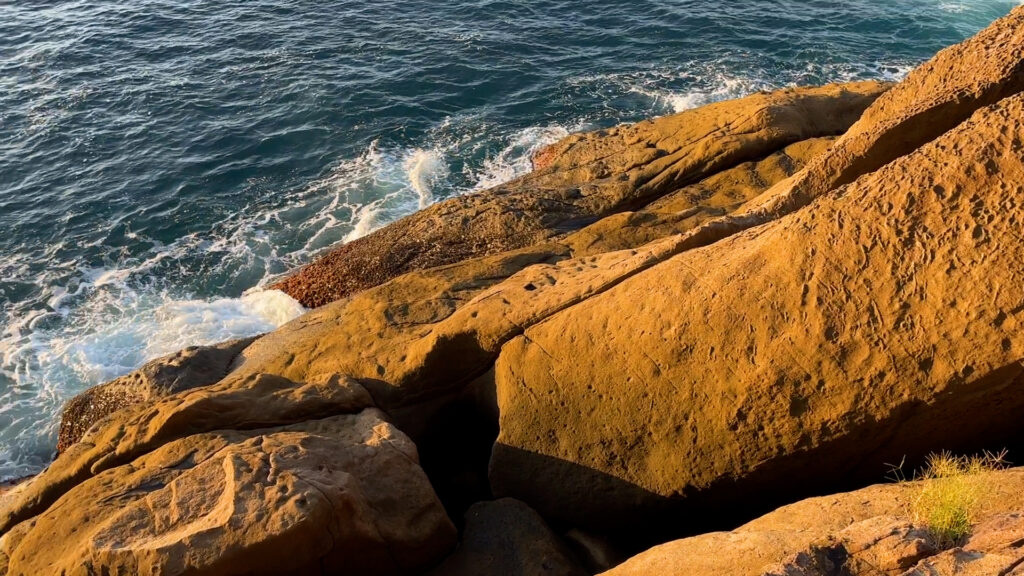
[[908, 450, 1008, 549]]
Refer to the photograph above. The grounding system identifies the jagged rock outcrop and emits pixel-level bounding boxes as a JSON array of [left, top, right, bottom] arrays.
[[428, 498, 587, 576], [272, 83, 886, 307], [56, 336, 257, 452], [490, 92, 1024, 532], [601, 468, 1024, 576], [0, 409, 456, 576]]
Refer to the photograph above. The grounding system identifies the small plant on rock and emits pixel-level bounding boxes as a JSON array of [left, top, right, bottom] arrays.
[[908, 450, 1008, 549]]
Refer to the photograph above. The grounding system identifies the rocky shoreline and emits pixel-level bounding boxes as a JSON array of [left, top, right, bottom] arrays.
[[4, 7, 1024, 576]]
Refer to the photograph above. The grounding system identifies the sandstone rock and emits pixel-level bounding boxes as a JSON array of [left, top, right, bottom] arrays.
[[42, 143, 845, 519], [0, 481, 24, 502], [490, 93, 1024, 534], [234, 234, 701, 431], [562, 137, 835, 256], [600, 468, 1024, 576], [6, 11, 1022, 576], [237, 243, 572, 416], [901, 549, 1023, 576], [273, 83, 886, 307], [836, 517, 937, 573], [57, 336, 257, 452], [428, 498, 586, 576], [0, 372, 374, 534], [7, 243, 581, 537], [763, 518, 938, 575], [12, 240, 644, 535], [1, 409, 456, 576]]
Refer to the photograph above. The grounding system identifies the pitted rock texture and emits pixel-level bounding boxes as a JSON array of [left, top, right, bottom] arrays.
[[0, 372, 375, 534], [662, 5, 1024, 257], [562, 137, 835, 256], [8, 10, 1024, 575]]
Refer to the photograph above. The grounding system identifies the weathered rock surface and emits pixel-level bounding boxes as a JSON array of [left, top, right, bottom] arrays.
[[6, 237, 684, 536], [57, 336, 257, 453], [0, 409, 456, 576], [272, 83, 886, 307], [428, 498, 587, 576], [562, 137, 835, 256], [601, 468, 1024, 576], [490, 92, 1024, 532], [33, 125, 844, 534], [902, 513, 1024, 575]]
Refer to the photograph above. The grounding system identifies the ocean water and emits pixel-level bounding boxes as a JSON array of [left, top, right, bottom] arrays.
[[0, 1, 1019, 480]]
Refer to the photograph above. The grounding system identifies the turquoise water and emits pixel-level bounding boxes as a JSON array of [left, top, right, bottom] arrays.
[[0, 1, 1018, 480]]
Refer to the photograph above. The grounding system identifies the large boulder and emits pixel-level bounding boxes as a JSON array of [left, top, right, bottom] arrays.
[[489, 92, 1024, 534], [0, 409, 456, 576], [429, 498, 587, 576], [272, 83, 887, 307], [600, 468, 1024, 576], [57, 336, 257, 452]]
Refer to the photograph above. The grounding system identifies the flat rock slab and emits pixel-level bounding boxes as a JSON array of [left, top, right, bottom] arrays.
[[273, 83, 886, 308]]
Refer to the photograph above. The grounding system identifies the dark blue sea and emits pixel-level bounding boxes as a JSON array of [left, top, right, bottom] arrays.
[[0, 0, 1018, 479]]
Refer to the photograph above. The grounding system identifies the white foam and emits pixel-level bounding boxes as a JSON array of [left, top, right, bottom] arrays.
[[471, 124, 573, 190], [0, 277, 304, 480], [639, 75, 768, 113], [405, 148, 448, 209], [939, 2, 968, 12], [582, 59, 918, 118]]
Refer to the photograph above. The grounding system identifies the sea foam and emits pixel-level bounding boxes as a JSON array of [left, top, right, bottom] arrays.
[[0, 116, 570, 480]]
